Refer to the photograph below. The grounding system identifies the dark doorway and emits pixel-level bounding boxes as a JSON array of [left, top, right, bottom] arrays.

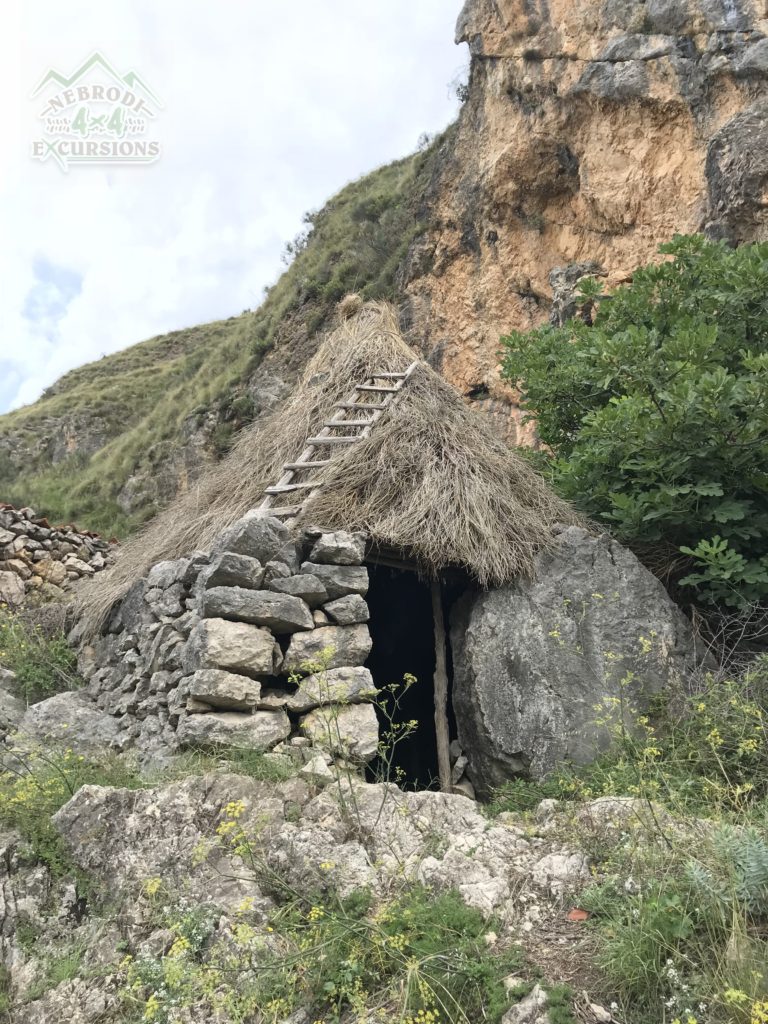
[[364, 564, 441, 789]]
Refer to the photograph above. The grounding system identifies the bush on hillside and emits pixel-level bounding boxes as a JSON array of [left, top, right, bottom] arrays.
[[501, 235, 768, 609]]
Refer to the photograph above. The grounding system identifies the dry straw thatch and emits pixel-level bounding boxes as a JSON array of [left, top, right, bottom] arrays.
[[78, 300, 580, 634]]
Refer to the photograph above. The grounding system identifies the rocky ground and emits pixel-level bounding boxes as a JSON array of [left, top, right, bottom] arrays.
[[0, 742, 641, 1023]]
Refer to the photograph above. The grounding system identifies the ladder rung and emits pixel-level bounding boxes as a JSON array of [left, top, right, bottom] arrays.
[[356, 385, 399, 393], [282, 460, 330, 470], [370, 372, 407, 379], [337, 402, 388, 411], [265, 483, 320, 494], [306, 436, 360, 445], [324, 419, 375, 428], [263, 505, 303, 516]]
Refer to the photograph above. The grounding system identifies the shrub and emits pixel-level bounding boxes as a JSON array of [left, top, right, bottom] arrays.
[[500, 235, 768, 609], [0, 607, 80, 704]]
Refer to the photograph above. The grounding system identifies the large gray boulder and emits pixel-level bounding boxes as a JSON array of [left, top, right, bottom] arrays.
[[451, 527, 703, 794]]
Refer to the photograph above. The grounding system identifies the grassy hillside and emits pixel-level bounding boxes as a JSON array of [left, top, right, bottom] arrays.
[[0, 131, 450, 536]]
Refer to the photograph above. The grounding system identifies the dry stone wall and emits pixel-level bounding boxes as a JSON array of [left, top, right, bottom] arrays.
[[73, 514, 378, 767], [0, 503, 114, 607]]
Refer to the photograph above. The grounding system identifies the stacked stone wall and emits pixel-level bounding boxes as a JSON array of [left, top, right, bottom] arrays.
[[78, 513, 378, 766], [0, 503, 114, 606]]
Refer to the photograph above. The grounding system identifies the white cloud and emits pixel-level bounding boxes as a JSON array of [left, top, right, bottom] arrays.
[[0, 1, 466, 412]]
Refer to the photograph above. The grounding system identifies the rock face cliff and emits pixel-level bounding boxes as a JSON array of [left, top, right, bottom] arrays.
[[402, 0, 768, 438], [3, 0, 768, 528]]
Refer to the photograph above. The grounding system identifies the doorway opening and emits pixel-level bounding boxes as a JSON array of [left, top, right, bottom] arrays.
[[364, 563, 456, 789]]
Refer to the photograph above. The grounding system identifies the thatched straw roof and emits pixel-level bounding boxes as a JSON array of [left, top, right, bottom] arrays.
[[78, 301, 581, 634]]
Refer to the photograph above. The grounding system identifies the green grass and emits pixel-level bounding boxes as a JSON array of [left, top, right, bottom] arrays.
[[0, 608, 80, 705], [0, 131, 450, 537]]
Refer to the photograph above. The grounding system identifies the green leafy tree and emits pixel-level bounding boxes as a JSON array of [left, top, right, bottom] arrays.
[[500, 235, 768, 608]]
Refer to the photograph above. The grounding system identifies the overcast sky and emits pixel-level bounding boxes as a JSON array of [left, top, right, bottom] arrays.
[[0, 2, 466, 414]]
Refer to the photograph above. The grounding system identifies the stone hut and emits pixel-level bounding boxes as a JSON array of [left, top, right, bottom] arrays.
[[71, 302, 701, 795]]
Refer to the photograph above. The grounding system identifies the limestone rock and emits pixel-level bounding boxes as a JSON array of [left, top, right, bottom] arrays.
[[14, 978, 118, 1024], [183, 617, 282, 677], [186, 669, 261, 711], [257, 688, 291, 710], [531, 851, 590, 895], [299, 755, 335, 786], [398, 0, 768, 442], [501, 984, 550, 1024], [263, 559, 292, 585], [309, 531, 367, 565], [286, 666, 377, 713], [216, 512, 298, 569], [17, 691, 122, 753], [0, 570, 24, 606], [268, 573, 329, 607], [451, 526, 703, 792], [201, 586, 313, 633], [299, 562, 368, 600], [300, 702, 379, 763], [35, 558, 68, 586], [282, 624, 372, 675], [52, 773, 289, 912], [0, 669, 24, 737], [323, 593, 370, 625], [64, 554, 95, 576], [147, 558, 190, 590], [198, 551, 264, 590], [177, 708, 290, 751]]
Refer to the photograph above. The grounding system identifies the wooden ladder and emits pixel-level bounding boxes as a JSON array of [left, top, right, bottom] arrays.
[[257, 361, 418, 522]]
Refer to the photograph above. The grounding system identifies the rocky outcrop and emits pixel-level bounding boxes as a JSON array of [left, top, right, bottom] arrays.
[[402, 0, 768, 437], [451, 526, 704, 793], [0, 768, 614, 1020], [51, 772, 592, 917], [0, 504, 114, 607], [62, 517, 378, 767]]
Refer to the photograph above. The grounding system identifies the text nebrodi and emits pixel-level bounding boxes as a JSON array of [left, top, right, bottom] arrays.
[[31, 53, 162, 171]]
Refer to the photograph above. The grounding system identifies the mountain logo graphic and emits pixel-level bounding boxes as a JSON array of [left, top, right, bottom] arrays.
[[30, 51, 163, 172]]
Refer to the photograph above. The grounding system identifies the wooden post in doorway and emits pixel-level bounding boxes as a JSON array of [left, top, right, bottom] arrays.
[[431, 579, 451, 793]]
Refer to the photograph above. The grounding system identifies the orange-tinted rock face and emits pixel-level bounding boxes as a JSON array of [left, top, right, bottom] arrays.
[[403, 0, 768, 440]]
